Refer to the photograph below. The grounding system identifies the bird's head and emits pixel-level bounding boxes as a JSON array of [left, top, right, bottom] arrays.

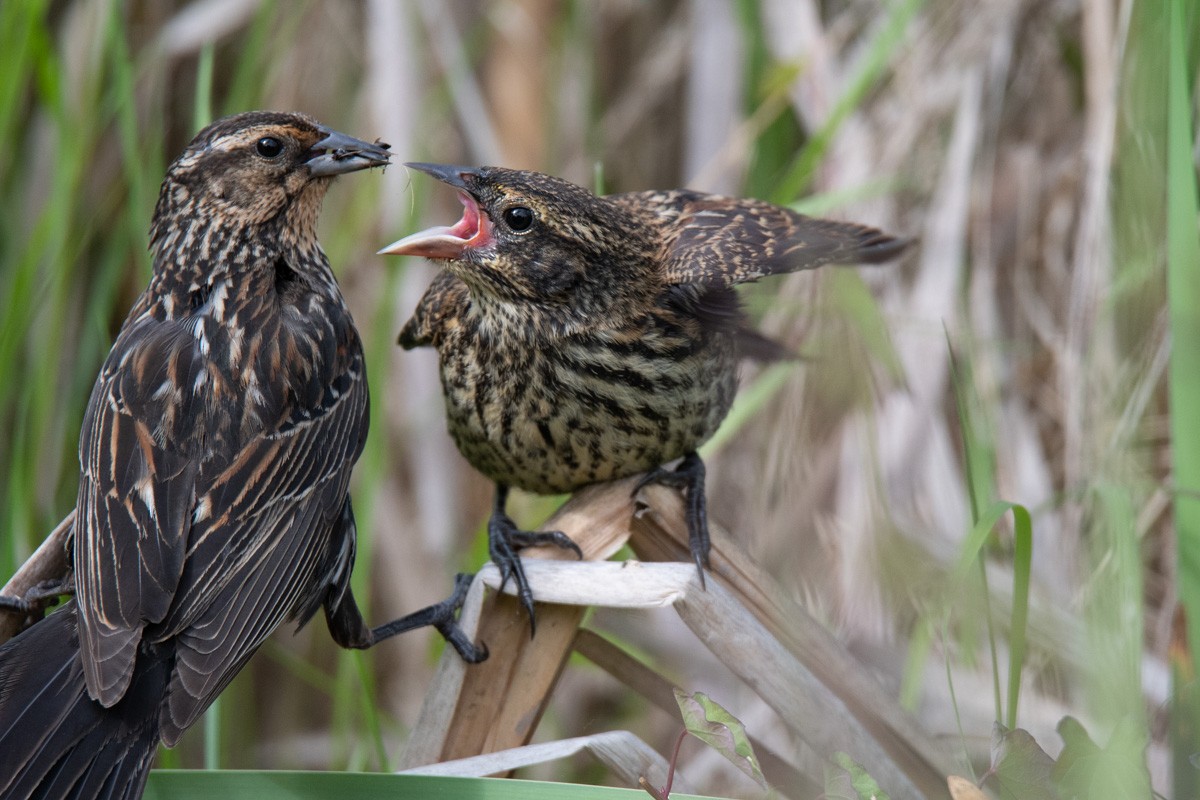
[[380, 164, 658, 335], [151, 111, 390, 255]]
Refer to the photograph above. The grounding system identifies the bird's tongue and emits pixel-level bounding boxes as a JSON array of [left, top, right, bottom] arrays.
[[378, 191, 493, 259]]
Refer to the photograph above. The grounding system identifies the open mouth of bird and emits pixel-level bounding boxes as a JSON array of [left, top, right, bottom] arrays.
[[378, 191, 494, 259]]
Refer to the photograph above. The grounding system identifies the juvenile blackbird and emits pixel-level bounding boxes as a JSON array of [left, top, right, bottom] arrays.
[[0, 113, 482, 800], [381, 163, 907, 628]]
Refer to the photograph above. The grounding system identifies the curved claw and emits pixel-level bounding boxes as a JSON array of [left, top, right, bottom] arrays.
[[427, 573, 488, 662], [441, 623, 489, 664], [488, 514, 583, 637]]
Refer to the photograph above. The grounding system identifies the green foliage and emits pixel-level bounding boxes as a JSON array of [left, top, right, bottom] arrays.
[[979, 718, 1151, 800], [984, 723, 1057, 800], [824, 753, 889, 800], [1166, 0, 1200, 682], [673, 689, 766, 791], [769, 0, 923, 205], [901, 339, 1035, 733], [0, 1, 158, 574], [1053, 717, 1152, 800], [144, 771, 726, 800]]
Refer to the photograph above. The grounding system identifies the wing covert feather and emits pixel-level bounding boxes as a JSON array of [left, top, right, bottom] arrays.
[[75, 317, 201, 706], [610, 190, 908, 288]]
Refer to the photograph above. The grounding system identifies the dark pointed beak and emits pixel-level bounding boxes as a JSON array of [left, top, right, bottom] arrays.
[[306, 128, 391, 177], [404, 162, 480, 189]]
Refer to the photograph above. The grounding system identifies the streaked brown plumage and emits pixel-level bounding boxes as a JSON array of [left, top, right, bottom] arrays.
[[382, 163, 908, 626], [0, 113, 479, 800]]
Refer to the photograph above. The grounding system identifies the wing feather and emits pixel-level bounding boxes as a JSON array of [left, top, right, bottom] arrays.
[[609, 190, 909, 288], [150, 348, 368, 741], [75, 318, 200, 706], [611, 190, 906, 363]]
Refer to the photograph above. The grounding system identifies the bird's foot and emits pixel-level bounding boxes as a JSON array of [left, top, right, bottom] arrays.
[[489, 511, 582, 637], [0, 577, 73, 614], [368, 572, 488, 663], [0, 595, 29, 613], [633, 452, 711, 588], [426, 572, 489, 663]]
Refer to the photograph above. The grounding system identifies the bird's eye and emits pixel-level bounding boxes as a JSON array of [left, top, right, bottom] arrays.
[[502, 206, 534, 233], [255, 136, 284, 158]]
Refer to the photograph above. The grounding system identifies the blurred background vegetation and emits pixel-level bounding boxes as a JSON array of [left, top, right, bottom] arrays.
[[0, 0, 1196, 797]]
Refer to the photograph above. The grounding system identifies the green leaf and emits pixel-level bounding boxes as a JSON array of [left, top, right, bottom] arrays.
[[983, 722, 1059, 800], [673, 689, 767, 789], [826, 752, 890, 800], [1052, 716, 1151, 800], [145, 771, 727, 800]]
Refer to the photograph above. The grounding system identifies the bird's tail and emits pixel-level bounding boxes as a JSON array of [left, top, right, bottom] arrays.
[[0, 601, 167, 800]]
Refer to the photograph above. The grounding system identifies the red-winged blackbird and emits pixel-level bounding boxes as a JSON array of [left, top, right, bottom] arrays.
[[381, 163, 907, 628], [0, 114, 482, 800]]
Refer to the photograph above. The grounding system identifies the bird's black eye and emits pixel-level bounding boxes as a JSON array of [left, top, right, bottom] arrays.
[[502, 206, 534, 233], [255, 136, 284, 159]]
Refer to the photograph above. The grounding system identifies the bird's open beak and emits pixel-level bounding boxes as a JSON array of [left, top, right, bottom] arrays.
[[378, 163, 492, 259], [403, 162, 478, 189], [306, 128, 391, 177]]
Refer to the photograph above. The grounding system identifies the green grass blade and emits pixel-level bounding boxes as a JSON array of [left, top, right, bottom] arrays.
[[1005, 504, 1032, 729], [194, 41, 215, 130], [204, 700, 221, 771], [899, 617, 934, 711], [951, 499, 1032, 728], [1166, 0, 1200, 679], [947, 336, 1002, 721], [144, 771, 726, 800], [770, 0, 923, 204]]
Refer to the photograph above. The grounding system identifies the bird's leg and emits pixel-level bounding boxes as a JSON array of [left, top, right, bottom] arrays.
[[0, 576, 74, 633], [489, 483, 582, 636], [324, 572, 488, 663], [633, 451, 710, 588], [0, 596, 28, 613]]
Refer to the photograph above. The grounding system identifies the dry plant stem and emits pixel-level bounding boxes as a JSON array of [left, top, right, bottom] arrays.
[[574, 628, 814, 797], [0, 510, 75, 645], [401, 478, 641, 769], [401, 730, 689, 793], [630, 484, 955, 799], [467, 558, 927, 796], [408, 478, 950, 799]]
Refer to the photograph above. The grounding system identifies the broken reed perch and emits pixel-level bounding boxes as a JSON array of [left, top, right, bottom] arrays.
[[402, 479, 954, 799]]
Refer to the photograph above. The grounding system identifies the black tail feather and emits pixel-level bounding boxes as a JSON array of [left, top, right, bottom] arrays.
[[0, 602, 166, 800], [852, 232, 913, 265]]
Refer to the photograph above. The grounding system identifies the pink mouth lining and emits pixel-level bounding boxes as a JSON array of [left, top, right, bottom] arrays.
[[378, 191, 493, 258]]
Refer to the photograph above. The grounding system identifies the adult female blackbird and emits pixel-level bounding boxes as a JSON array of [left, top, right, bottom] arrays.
[[381, 163, 907, 628], [0, 113, 481, 800]]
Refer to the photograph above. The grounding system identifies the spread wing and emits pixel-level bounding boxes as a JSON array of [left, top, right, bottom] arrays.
[[398, 270, 469, 350], [610, 190, 908, 362], [609, 190, 908, 288]]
